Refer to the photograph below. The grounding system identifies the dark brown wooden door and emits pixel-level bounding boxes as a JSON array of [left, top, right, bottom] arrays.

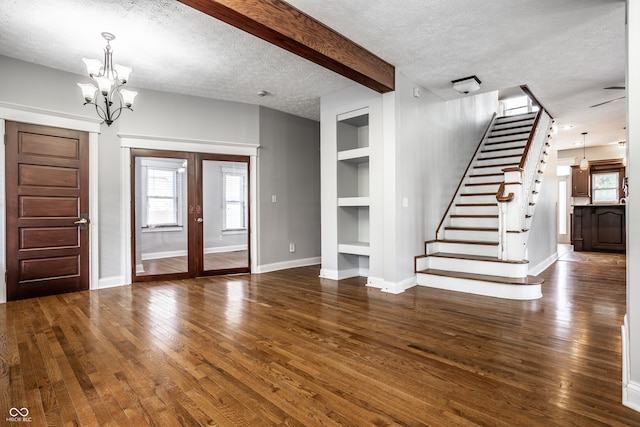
[[5, 121, 90, 300]]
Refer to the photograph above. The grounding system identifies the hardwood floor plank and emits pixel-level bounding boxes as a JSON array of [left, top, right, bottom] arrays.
[[1, 251, 639, 425]]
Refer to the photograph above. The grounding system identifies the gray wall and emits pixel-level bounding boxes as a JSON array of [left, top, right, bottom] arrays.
[[258, 106, 321, 266]]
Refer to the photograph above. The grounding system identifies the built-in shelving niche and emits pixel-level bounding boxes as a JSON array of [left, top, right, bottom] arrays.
[[336, 108, 370, 275]]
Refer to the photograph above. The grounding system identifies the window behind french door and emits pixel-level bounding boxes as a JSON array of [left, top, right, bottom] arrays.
[[131, 149, 250, 282]]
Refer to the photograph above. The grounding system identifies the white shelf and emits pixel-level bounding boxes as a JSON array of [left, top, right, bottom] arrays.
[[338, 242, 370, 256], [338, 147, 370, 162], [338, 197, 370, 207]]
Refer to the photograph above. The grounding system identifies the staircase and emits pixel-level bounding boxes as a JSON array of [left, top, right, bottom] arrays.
[[415, 111, 553, 300]]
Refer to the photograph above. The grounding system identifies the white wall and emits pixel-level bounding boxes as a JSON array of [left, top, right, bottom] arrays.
[[624, 0, 640, 412], [418, 87, 499, 240], [527, 144, 558, 274]]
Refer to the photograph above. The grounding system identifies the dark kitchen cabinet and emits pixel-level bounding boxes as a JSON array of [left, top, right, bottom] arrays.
[[572, 205, 625, 252], [571, 165, 590, 197]]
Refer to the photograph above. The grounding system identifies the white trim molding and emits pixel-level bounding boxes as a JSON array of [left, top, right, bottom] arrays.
[[0, 101, 101, 133], [0, 106, 100, 303], [367, 276, 417, 294], [623, 315, 640, 411], [256, 257, 321, 274], [120, 134, 259, 280], [528, 251, 559, 276], [119, 133, 259, 156]]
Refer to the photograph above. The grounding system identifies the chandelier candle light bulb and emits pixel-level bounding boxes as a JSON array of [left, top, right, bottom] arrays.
[[78, 32, 137, 126]]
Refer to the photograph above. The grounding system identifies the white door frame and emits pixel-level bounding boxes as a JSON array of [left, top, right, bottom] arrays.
[[118, 134, 259, 284], [0, 101, 101, 303]]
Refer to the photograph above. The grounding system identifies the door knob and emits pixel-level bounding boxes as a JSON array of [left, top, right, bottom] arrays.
[[74, 216, 90, 229], [196, 217, 204, 223]]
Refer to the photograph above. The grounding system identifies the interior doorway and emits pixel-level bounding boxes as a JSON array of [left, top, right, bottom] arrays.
[[5, 121, 90, 300], [131, 149, 250, 282]]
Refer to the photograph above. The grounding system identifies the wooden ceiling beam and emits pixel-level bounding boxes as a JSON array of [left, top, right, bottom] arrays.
[[177, 0, 395, 93]]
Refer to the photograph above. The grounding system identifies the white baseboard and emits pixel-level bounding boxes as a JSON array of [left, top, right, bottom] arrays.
[[368, 276, 416, 294], [98, 276, 128, 289], [255, 257, 321, 274], [318, 267, 368, 280], [623, 316, 640, 412], [528, 251, 559, 276]]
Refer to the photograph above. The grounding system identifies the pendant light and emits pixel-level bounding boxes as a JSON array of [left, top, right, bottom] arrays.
[[579, 132, 589, 170], [77, 32, 137, 126]]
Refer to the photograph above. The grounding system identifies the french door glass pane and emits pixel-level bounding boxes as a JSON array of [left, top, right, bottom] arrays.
[[202, 160, 249, 271], [134, 156, 189, 276]]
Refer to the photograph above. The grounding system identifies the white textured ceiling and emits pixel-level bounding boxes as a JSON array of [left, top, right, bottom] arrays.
[[0, 0, 627, 149]]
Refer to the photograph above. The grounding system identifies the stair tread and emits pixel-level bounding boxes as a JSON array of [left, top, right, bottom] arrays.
[[450, 214, 498, 218], [469, 172, 503, 178], [431, 239, 499, 246], [465, 181, 502, 187], [417, 269, 544, 285], [456, 203, 498, 207], [478, 154, 523, 161], [427, 252, 529, 264], [445, 226, 498, 232], [461, 192, 495, 196], [473, 162, 519, 169]]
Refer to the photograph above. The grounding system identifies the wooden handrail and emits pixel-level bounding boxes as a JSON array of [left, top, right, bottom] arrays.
[[496, 182, 515, 202], [520, 85, 554, 120], [435, 113, 497, 239], [517, 110, 542, 170]]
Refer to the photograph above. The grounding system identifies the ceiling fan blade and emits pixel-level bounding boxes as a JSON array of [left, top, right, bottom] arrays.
[[589, 96, 626, 108], [604, 86, 625, 90]]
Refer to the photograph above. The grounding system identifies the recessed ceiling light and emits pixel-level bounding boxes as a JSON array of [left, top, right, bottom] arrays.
[[257, 90, 268, 97]]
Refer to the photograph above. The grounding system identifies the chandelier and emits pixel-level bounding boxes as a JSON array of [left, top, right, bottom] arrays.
[[77, 32, 137, 126]]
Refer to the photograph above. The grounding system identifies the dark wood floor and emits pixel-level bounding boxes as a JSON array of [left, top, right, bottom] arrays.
[[1, 249, 638, 426]]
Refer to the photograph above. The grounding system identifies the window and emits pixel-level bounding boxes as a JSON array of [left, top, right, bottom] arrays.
[[592, 171, 619, 203], [223, 172, 246, 230], [500, 95, 539, 117], [140, 158, 185, 229]]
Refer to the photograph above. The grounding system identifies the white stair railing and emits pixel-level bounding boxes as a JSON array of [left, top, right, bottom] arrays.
[[496, 110, 552, 261]]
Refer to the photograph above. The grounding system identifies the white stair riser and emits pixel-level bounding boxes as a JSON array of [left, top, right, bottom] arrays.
[[416, 274, 542, 300], [483, 140, 527, 150], [490, 127, 532, 137], [476, 156, 521, 167], [427, 241, 498, 257], [469, 175, 503, 184], [455, 205, 498, 216], [450, 216, 498, 228], [444, 229, 498, 242], [495, 113, 536, 124], [424, 256, 528, 278], [480, 147, 524, 158], [472, 164, 517, 175], [464, 183, 501, 194], [486, 133, 531, 143], [460, 194, 497, 204], [493, 119, 534, 130]]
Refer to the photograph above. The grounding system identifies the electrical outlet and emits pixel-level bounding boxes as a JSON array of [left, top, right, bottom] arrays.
[[272, 195, 277, 203], [289, 243, 295, 252]]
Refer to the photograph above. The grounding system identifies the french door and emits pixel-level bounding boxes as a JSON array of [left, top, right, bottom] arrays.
[[131, 149, 250, 282]]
